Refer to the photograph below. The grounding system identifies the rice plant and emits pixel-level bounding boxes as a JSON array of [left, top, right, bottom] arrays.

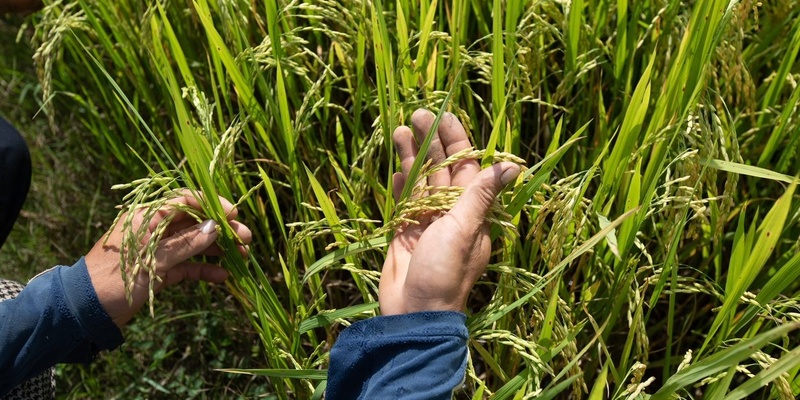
[[24, 0, 800, 397]]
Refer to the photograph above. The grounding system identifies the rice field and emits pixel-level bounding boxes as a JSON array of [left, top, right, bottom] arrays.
[[14, 0, 800, 398]]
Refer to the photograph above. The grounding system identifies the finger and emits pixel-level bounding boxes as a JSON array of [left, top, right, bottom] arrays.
[[393, 125, 418, 178], [171, 189, 235, 216], [197, 243, 224, 257], [166, 216, 250, 242], [196, 243, 249, 258], [162, 218, 199, 238], [149, 193, 239, 233], [392, 172, 405, 203], [161, 261, 229, 287], [438, 112, 480, 187], [227, 220, 253, 246], [175, 191, 238, 220], [393, 125, 426, 199], [154, 219, 219, 271], [411, 109, 450, 192], [448, 163, 521, 226], [175, 220, 251, 257]]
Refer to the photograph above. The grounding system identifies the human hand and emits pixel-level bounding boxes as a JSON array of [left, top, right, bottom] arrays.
[[379, 109, 521, 315], [85, 192, 251, 328], [0, 0, 43, 13]]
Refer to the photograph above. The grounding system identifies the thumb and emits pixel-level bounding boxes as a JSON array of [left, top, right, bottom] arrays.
[[449, 162, 520, 225]]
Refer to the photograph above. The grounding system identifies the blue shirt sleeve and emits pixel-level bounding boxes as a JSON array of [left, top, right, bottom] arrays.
[[0, 258, 123, 395], [326, 311, 468, 400]]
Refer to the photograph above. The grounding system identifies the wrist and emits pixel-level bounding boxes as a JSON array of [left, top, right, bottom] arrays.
[[381, 295, 464, 316], [60, 258, 125, 348], [85, 251, 133, 329]]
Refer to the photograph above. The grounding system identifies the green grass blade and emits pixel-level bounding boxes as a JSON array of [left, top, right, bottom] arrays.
[[653, 322, 800, 398], [471, 207, 637, 329], [303, 237, 388, 283], [702, 159, 800, 183], [298, 303, 379, 334], [704, 181, 796, 350], [217, 368, 328, 380], [722, 345, 800, 400]]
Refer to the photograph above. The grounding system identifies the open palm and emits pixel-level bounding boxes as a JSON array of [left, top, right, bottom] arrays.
[[379, 110, 520, 315]]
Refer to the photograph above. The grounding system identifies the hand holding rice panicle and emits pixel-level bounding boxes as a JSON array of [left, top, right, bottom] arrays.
[[85, 191, 252, 328], [379, 109, 521, 315]]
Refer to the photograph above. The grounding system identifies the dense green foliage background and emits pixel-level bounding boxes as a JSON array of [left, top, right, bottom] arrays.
[[2, 0, 800, 398]]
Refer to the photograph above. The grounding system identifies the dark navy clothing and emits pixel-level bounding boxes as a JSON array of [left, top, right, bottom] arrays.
[[0, 116, 32, 247], [0, 257, 468, 398], [326, 311, 469, 399], [0, 258, 123, 396]]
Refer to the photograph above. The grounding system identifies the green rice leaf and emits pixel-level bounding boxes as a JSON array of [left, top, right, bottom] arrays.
[[705, 181, 796, 349], [217, 368, 328, 380], [702, 159, 799, 183], [653, 322, 800, 398], [303, 237, 388, 283], [298, 302, 379, 334], [723, 345, 800, 400]]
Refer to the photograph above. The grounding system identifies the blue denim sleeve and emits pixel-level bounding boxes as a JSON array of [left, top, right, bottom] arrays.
[[0, 258, 123, 395], [326, 311, 468, 400]]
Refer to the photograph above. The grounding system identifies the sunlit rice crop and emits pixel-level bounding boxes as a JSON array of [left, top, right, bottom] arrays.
[[29, 0, 800, 398]]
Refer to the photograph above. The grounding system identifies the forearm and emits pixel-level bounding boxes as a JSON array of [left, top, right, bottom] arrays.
[[327, 312, 468, 400], [0, 258, 123, 395]]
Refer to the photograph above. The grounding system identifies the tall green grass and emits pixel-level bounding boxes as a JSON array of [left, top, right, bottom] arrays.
[[26, 0, 800, 397]]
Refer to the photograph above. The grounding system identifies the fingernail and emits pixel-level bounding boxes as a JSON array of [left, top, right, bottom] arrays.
[[500, 165, 521, 186], [199, 219, 217, 235]]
